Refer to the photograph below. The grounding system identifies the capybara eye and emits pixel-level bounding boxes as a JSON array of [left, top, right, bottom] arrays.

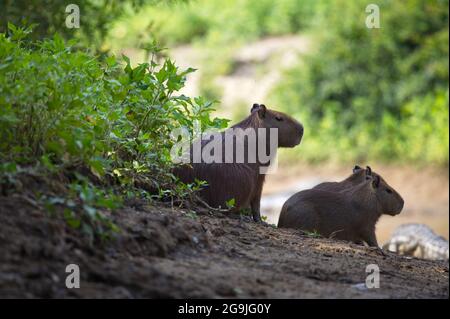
[[275, 116, 283, 121], [386, 188, 393, 194]]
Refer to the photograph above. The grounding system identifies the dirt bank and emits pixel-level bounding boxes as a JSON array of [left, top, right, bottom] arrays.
[[0, 194, 448, 298]]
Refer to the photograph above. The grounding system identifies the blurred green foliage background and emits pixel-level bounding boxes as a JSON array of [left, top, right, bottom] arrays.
[[1, 0, 448, 166], [271, 0, 449, 165], [108, 0, 449, 166], [106, 0, 322, 47]]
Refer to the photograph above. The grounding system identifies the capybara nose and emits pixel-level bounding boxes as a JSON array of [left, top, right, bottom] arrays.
[[398, 197, 405, 212], [392, 197, 404, 215], [297, 124, 304, 144]]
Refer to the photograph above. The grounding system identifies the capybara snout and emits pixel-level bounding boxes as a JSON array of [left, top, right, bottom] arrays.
[[375, 176, 404, 216], [366, 167, 404, 216]]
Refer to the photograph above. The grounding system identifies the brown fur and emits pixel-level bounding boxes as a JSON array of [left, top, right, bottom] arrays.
[[173, 104, 303, 222], [278, 171, 404, 246], [313, 165, 381, 192]]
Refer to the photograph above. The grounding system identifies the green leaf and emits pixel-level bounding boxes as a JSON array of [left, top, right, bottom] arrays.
[[225, 198, 236, 209]]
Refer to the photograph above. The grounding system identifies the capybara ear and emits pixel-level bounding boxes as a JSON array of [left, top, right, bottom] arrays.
[[251, 103, 260, 113], [372, 175, 380, 188], [258, 104, 267, 118], [353, 165, 362, 173], [365, 166, 372, 176]]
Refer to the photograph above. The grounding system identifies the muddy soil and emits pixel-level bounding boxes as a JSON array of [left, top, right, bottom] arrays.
[[0, 194, 448, 298]]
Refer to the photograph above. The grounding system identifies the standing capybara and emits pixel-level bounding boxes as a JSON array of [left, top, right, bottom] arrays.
[[278, 169, 404, 246], [313, 165, 379, 192], [174, 103, 303, 222]]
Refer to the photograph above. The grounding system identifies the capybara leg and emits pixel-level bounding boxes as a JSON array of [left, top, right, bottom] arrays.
[[365, 232, 379, 247], [250, 181, 264, 223], [250, 200, 261, 222]]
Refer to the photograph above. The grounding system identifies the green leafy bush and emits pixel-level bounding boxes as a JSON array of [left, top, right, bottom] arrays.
[[271, 0, 449, 165], [0, 1, 171, 50], [0, 24, 227, 240]]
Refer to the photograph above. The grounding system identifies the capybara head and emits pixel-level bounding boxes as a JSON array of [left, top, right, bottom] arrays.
[[366, 171, 404, 216], [251, 103, 303, 147]]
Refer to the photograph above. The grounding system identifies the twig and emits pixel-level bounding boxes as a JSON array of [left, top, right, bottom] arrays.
[[192, 194, 229, 213]]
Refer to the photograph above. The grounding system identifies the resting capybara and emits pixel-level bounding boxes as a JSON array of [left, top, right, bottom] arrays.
[[174, 103, 303, 222], [313, 165, 379, 192], [278, 169, 404, 246]]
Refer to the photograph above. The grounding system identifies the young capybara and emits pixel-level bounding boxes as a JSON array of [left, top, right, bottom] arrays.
[[173, 103, 303, 222], [278, 169, 404, 246], [313, 165, 379, 192]]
